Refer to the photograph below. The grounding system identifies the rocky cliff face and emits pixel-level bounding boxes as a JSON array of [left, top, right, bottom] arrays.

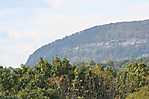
[[26, 19, 149, 66]]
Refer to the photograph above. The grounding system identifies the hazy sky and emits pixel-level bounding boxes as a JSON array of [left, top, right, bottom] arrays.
[[0, 0, 149, 67]]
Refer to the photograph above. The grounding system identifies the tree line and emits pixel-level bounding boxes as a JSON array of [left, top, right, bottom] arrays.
[[0, 57, 149, 99]]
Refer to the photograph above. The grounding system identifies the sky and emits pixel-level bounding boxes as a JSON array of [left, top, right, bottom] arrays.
[[0, 0, 149, 67]]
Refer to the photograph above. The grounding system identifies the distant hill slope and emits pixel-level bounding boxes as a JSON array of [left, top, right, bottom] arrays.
[[26, 19, 149, 66]]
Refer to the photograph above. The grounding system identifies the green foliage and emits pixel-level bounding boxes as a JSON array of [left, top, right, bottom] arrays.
[[116, 63, 149, 99], [126, 86, 149, 99], [0, 57, 149, 99]]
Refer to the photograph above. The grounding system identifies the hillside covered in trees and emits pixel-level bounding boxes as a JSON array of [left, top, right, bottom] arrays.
[[0, 57, 149, 99], [26, 19, 149, 66]]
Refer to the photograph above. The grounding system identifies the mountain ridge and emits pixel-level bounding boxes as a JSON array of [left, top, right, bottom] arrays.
[[26, 19, 149, 66]]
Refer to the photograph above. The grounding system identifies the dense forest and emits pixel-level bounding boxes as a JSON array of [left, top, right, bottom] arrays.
[[0, 57, 149, 99]]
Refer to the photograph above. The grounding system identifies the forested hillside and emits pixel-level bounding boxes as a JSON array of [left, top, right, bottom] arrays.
[[0, 57, 149, 99], [26, 19, 149, 66]]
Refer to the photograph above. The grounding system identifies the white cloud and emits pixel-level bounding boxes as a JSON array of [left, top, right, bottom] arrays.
[[47, 0, 65, 8], [130, 3, 149, 16], [8, 32, 40, 41]]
